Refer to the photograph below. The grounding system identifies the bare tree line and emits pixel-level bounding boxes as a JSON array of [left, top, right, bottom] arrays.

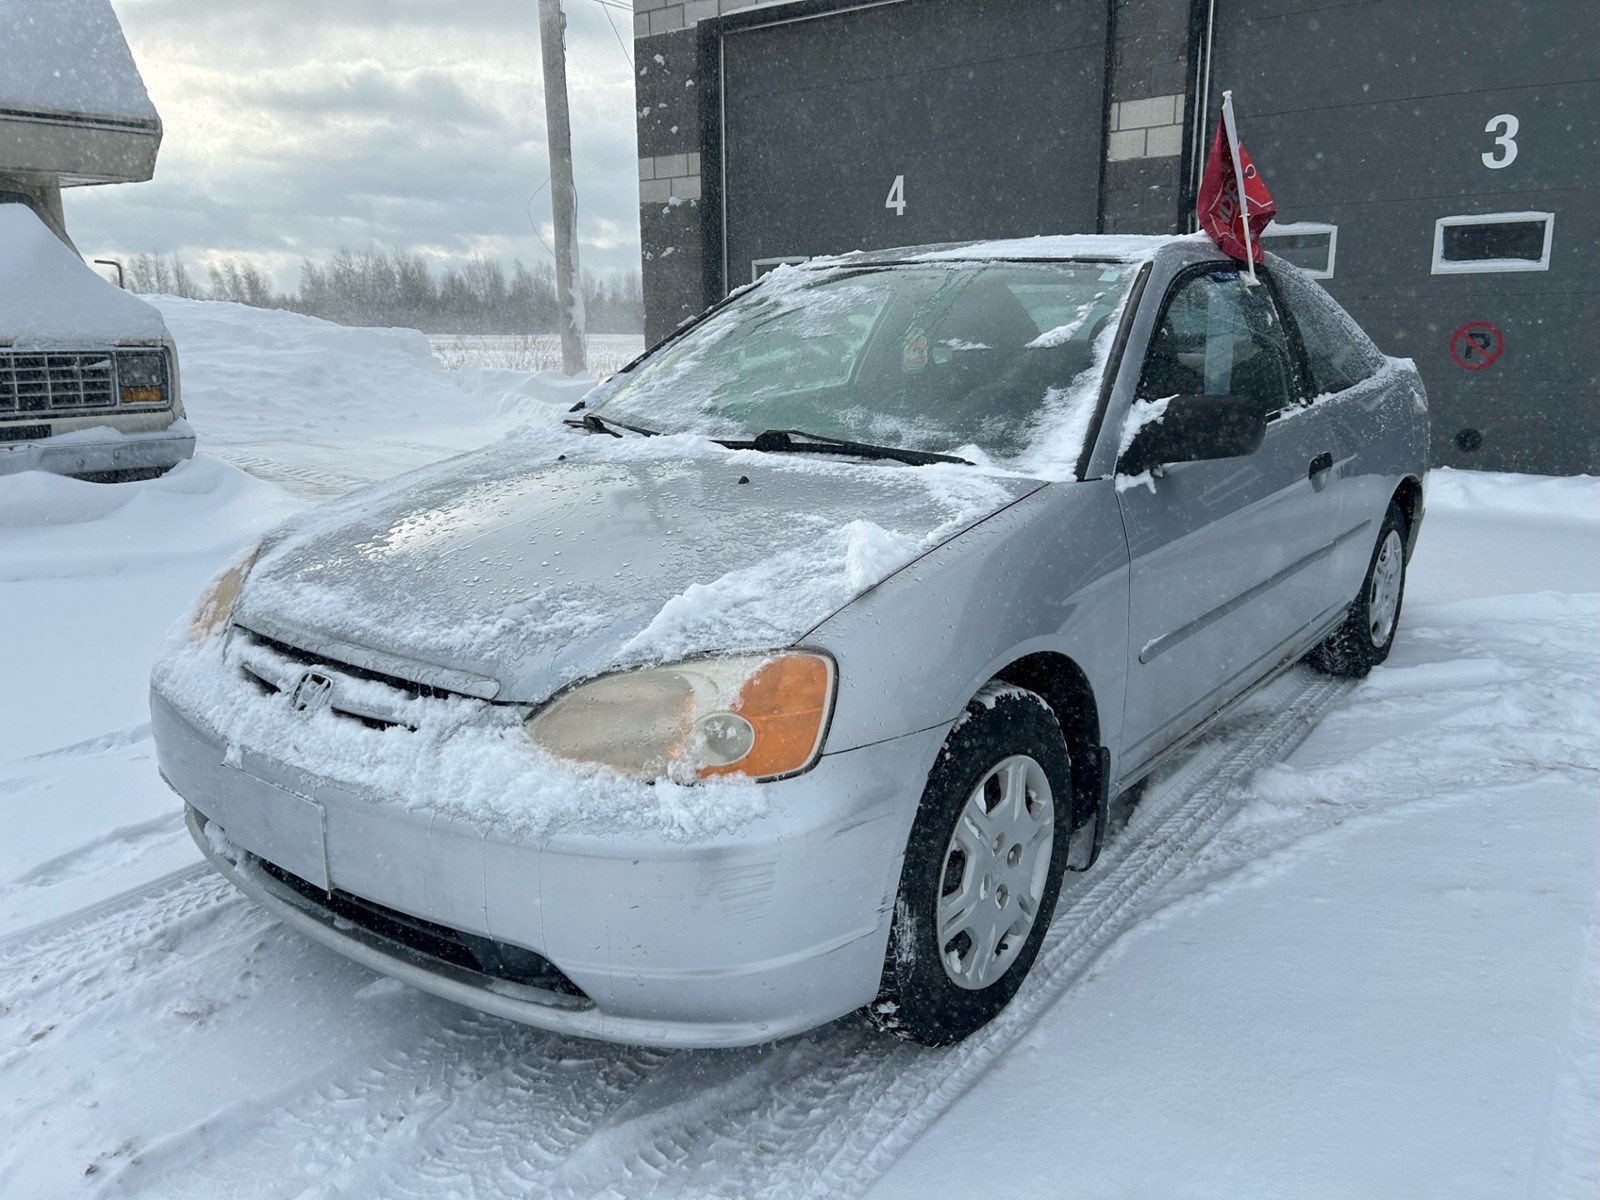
[[122, 248, 644, 335]]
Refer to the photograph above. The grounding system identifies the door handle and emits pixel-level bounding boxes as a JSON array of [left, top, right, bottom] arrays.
[[1308, 451, 1334, 490]]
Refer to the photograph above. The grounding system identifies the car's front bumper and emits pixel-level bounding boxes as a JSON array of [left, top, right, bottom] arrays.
[[0, 416, 195, 478], [154, 687, 943, 1048]]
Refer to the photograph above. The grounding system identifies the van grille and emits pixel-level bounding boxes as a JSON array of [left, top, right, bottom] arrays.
[[0, 351, 117, 414]]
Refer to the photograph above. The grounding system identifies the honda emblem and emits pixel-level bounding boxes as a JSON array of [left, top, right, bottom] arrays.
[[290, 670, 335, 714]]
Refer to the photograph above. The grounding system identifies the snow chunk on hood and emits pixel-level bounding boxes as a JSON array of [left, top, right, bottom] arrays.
[[620, 518, 923, 663]]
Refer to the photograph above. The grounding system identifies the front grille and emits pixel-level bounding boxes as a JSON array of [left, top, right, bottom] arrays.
[[257, 858, 589, 998], [238, 627, 461, 703], [0, 351, 116, 414]]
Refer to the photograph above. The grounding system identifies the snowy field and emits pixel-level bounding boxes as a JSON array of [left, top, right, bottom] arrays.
[[0, 301, 1595, 1198], [429, 332, 645, 378]]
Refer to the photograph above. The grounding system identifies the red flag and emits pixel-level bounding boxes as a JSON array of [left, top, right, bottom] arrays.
[[1196, 93, 1276, 265]]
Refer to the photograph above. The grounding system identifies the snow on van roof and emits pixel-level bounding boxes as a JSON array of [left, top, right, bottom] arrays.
[[0, 0, 158, 122]]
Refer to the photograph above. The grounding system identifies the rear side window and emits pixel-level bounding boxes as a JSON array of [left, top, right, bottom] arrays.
[[1272, 266, 1384, 397]]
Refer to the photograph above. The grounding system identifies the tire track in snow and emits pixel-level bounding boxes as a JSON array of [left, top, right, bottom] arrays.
[[2, 670, 1350, 1199], [524, 670, 1353, 1200], [107, 1011, 668, 1200], [0, 863, 217, 963]]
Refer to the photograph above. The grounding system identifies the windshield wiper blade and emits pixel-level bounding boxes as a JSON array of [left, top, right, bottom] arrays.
[[562, 409, 656, 438], [716, 429, 971, 467]]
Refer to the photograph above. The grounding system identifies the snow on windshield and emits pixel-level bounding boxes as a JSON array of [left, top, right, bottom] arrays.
[[590, 260, 1141, 477]]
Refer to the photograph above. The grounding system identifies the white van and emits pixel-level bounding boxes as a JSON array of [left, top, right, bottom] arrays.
[[0, 0, 193, 480], [0, 193, 193, 479]]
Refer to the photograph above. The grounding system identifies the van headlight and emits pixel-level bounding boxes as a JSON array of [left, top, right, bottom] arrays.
[[526, 652, 835, 781], [117, 349, 170, 406], [189, 545, 261, 644]]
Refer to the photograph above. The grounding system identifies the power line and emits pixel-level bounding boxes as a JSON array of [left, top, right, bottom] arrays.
[[589, 0, 634, 68]]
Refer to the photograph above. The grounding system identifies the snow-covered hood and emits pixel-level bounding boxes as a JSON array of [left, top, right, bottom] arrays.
[[0, 205, 170, 346], [233, 437, 1041, 703]]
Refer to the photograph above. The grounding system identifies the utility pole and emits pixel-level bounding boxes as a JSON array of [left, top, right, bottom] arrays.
[[537, 0, 586, 375]]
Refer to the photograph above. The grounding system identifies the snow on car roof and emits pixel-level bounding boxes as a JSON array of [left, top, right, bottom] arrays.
[[805, 232, 1208, 269]]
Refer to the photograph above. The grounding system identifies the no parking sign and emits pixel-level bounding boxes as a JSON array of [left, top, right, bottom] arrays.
[[1449, 321, 1503, 371]]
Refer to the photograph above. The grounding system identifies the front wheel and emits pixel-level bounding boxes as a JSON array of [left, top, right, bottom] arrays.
[[1307, 501, 1408, 678], [868, 685, 1073, 1046]]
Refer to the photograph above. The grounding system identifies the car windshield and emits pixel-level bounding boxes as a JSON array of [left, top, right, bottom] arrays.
[[589, 260, 1138, 461]]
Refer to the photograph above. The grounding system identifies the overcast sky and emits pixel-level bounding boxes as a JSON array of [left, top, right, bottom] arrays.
[[64, 0, 642, 294]]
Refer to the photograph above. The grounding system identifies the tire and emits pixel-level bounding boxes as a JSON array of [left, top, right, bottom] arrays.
[[867, 685, 1073, 1046], [1306, 501, 1408, 679]]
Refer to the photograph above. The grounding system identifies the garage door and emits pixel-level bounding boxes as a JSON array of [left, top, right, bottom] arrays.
[[1209, 0, 1600, 474], [717, 0, 1109, 292]]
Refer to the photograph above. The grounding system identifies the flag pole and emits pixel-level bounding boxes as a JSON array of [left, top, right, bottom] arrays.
[[1220, 90, 1258, 284]]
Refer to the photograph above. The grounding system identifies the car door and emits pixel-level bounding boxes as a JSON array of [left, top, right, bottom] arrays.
[[1269, 263, 1400, 608], [1115, 264, 1340, 777]]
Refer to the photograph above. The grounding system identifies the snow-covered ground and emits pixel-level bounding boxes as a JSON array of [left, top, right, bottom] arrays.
[[430, 332, 645, 377], [0, 301, 1595, 1198]]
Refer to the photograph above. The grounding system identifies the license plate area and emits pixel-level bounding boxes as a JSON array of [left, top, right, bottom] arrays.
[[216, 753, 330, 890]]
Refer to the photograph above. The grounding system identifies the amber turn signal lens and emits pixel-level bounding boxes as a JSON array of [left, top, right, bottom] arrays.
[[188, 548, 260, 644], [699, 654, 833, 780], [120, 386, 164, 404]]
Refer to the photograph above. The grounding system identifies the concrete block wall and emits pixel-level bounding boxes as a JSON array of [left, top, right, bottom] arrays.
[[634, 20, 708, 344], [1101, 0, 1192, 234]]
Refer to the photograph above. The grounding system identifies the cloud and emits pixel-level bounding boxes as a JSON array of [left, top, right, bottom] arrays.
[[65, 0, 642, 293]]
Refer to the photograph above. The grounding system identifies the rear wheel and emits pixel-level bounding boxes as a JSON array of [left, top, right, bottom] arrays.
[[1307, 501, 1408, 678], [868, 686, 1073, 1046]]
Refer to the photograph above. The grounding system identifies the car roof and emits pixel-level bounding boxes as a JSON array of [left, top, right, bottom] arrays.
[[801, 232, 1226, 270]]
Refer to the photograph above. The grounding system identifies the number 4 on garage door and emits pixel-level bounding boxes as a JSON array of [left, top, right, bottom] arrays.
[[885, 175, 906, 217]]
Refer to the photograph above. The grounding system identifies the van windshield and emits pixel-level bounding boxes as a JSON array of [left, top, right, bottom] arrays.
[[590, 261, 1136, 460]]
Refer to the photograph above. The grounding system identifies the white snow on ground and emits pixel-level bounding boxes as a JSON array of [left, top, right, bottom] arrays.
[[156, 296, 592, 499], [871, 474, 1600, 1200], [0, 294, 1595, 1197]]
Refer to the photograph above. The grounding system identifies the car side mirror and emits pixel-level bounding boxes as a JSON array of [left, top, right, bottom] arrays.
[[1119, 394, 1268, 476]]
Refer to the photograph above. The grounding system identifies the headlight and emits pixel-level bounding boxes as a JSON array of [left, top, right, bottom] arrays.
[[526, 652, 835, 782], [117, 349, 169, 406], [189, 546, 261, 644]]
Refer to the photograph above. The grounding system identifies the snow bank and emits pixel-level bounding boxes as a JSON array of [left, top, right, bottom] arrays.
[[0, 455, 299, 581], [1426, 465, 1600, 516], [148, 297, 589, 447]]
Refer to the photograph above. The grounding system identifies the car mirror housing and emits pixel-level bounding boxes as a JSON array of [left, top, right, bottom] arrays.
[[1120, 394, 1268, 476]]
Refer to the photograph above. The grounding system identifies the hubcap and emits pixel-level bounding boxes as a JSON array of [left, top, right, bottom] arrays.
[[936, 755, 1055, 990], [1367, 530, 1404, 647]]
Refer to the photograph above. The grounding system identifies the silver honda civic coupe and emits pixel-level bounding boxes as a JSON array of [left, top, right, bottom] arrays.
[[152, 234, 1427, 1048]]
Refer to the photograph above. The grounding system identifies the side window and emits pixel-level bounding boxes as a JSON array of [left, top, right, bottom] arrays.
[[1273, 267, 1384, 397], [1137, 270, 1297, 418]]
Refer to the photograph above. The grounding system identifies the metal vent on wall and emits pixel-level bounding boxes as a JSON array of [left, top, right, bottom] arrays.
[[1432, 212, 1554, 274], [1259, 222, 1337, 278]]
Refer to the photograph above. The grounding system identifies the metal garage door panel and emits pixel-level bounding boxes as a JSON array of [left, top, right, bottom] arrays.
[[1210, 0, 1600, 474], [720, 0, 1106, 289]]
